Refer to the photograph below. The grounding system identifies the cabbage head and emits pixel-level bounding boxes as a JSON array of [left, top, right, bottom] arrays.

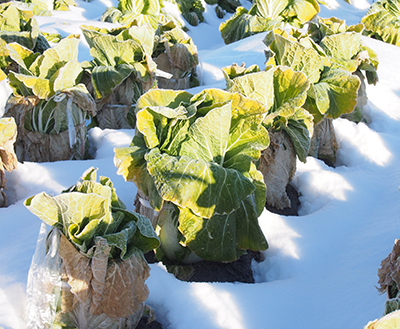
[[115, 88, 269, 263]]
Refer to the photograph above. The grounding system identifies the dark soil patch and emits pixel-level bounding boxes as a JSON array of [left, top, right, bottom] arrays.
[[145, 250, 263, 283], [187, 250, 263, 283], [137, 317, 164, 329], [265, 183, 300, 216]]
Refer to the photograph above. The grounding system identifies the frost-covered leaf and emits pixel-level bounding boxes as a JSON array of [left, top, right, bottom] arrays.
[[7, 43, 40, 74], [8, 71, 53, 99], [38, 37, 80, 79]]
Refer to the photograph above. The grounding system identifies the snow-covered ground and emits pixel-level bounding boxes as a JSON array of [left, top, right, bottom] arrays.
[[1, 0, 400, 328]]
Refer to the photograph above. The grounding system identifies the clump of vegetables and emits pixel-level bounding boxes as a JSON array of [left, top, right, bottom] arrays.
[[114, 88, 269, 270], [361, 0, 400, 47], [173, 0, 205, 26], [264, 20, 379, 164], [18, 0, 76, 15], [0, 2, 51, 79], [25, 167, 160, 328], [81, 24, 157, 129], [264, 30, 359, 164], [153, 21, 199, 89], [223, 63, 313, 210], [219, 0, 319, 44], [0, 117, 17, 208], [100, 0, 179, 29], [4, 37, 96, 162]]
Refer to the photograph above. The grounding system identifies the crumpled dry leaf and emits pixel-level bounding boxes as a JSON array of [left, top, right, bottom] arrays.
[[93, 75, 146, 129], [259, 129, 296, 210], [58, 234, 92, 309], [308, 118, 338, 166], [92, 249, 150, 318], [378, 239, 400, 296], [134, 189, 159, 229], [154, 41, 196, 89], [5, 95, 88, 162], [4, 95, 38, 161], [23, 122, 87, 162], [58, 234, 150, 321], [89, 237, 111, 314]]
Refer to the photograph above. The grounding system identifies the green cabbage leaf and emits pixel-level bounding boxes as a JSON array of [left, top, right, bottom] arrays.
[[100, 0, 180, 29], [6, 38, 96, 135], [0, 2, 50, 79]]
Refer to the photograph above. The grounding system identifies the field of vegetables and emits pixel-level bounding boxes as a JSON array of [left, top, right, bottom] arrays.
[[1, 0, 400, 328]]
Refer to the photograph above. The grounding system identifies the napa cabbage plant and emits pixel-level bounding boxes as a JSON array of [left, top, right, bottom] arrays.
[[361, 0, 400, 47], [223, 64, 312, 162], [0, 2, 51, 79], [101, 0, 180, 29], [4, 37, 96, 162], [25, 167, 160, 328], [81, 24, 157, 129], [0, 117, 17, 208], [17, 0, 76, 16], [223, 64, 313, 209], [264, 29, 362, 164], [292, 17, 379, 86], [114, 88, 269, 265], [172, 0, 205, 26], [264, 29, 362, 123], [219, 0, 319, 44], [153, 21, 199, 89]]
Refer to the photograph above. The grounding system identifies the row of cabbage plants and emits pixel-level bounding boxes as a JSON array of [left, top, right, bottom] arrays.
[[0, 1, 198, 162], [1, 0, 398, 327]]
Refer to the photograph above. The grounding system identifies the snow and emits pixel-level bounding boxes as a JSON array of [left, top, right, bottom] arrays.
[[1, 0, 400, 328]]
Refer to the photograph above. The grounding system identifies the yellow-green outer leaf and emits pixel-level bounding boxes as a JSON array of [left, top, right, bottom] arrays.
[[9, 71, 52, 99], [39, 37, 80, 79], [145, 148, 256, 219], [53, 60, 82, 92]]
